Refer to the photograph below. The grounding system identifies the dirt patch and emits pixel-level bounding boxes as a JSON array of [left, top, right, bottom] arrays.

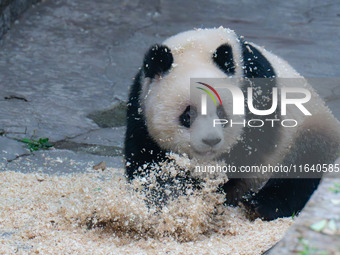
[[87, 101, 127, 128]]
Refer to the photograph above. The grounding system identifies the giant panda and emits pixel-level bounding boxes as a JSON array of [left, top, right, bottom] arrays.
[[124, 27, 340, 220]]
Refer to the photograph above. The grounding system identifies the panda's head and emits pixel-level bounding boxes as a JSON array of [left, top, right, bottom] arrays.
[[140, 27, 246, 160]]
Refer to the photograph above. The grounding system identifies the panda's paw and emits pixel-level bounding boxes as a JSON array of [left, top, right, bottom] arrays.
[[242, 193, 294, 221], [222, 179, 251, 206], [242, 197, 278, 221], [223, 189, 244, 207]]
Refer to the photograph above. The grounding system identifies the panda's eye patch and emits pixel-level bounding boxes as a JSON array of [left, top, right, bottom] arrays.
[[179, 105, 197, 128], [216, 105, 227, 119], [216, 105, 228, 127]]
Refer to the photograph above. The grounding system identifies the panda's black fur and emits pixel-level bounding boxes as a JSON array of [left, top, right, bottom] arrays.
[[124, 29, 339, 220], [125, 45, 173, 181]]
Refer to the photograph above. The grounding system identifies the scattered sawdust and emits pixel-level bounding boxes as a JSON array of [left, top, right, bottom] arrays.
[[0, 163, 294, 254]]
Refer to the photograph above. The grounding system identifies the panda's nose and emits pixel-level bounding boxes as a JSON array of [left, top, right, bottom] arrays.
[[202, 137, 221, 147]]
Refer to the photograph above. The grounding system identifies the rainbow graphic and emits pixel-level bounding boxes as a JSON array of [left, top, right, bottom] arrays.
[[196, 82, 223, 106]]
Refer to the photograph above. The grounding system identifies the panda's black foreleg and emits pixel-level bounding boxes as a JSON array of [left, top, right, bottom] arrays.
[[244, 178, 321, 220]]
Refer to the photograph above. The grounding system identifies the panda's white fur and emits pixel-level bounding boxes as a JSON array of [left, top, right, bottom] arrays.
[[125, 27, 340, 220]]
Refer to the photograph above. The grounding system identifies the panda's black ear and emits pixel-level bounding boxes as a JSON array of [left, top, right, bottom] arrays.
[[241, 42, 276, 78], [143, 44, 173, 79]]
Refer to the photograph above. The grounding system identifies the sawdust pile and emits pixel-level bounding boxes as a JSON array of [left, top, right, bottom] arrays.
[[0, 163, 293, 254]]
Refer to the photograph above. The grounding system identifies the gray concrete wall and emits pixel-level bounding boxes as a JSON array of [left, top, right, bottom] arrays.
[[0, 0, 40, 38]]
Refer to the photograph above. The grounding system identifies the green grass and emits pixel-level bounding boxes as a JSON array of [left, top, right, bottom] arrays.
[[291, 211, 297, 220], [298, 237, 328, 255], [20, 137, 54, 152], [329, 183, 340, 194]]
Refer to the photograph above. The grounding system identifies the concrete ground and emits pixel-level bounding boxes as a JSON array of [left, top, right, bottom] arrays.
[[1, 0, 340, 172], [0, 0, 340, 253]]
